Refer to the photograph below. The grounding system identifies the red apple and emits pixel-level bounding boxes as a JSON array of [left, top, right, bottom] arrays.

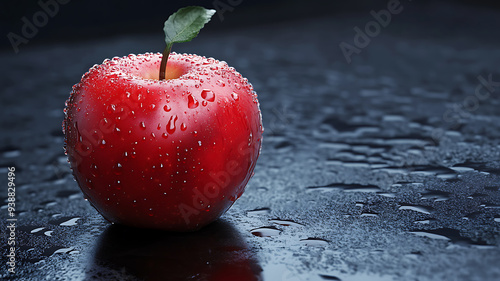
[[63, 52, 263, 231]]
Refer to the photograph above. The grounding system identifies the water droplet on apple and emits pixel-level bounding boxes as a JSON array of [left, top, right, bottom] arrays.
[[86, 179, 94, 190], [167, 115, 178, 134], [90, 164, 99, 177], [163, 105, 171, 112], [216, 80, 225, 87], [188, 94, 199, 109], [180, 123, 187, 131], [202, 100, 208, 106], [234, 83, 241, 90], [162, 133, 168, 139], [231, 92, 239, 100], [201, 89, 216, 102], [139, 122, 146, 129], [114, 163, 123, 175], [106, 104, 116, 114]]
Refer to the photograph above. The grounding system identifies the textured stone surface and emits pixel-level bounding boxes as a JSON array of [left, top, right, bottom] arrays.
[[1, 2, 500, 280]]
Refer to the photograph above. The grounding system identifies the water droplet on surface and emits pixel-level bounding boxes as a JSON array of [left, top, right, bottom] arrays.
[[201, 89, 215, 102], [250, 226, 281, 237], [414, 219, 436, 224], [300, 238, 329, 247], [361, 212, 380, 218], [409, 228, 460, 242], [399, 205, 434, 214], [482, 203, 500, 209], [139, 122, 146, 129], [43, 246, 75, 257], [421, 190, 451, 201], [106, 104, 116, 114], [163, 105, 171, 112], [410, 166, 457, 180], [90, 164, 99, 177], [247, 208, 271, 216], [180, 123, 187, 131], [114, 163, 123, 175], [188, 94, 199, 108], [216, 79, 225, 87], [60, 217, 80, 226], [270, 219, 304, 227], [307, 183, 380, 193], [31, 227, 45, 233], [376, 192, 396, 198], [49, 216, 81, 226], [318, 274, 341, 281], [167, 115, 178, 134], [412, 229, 451, 241], [231, 92, 239, 100]]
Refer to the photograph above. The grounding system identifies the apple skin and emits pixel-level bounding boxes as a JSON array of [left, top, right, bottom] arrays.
[[63, 52, 263, 231]]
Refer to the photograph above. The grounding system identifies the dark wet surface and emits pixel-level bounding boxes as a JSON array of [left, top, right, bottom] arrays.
[[1, 2, 500, 280]]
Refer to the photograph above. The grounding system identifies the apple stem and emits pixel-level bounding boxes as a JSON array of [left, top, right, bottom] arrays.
[[159, 43, 173, 80]]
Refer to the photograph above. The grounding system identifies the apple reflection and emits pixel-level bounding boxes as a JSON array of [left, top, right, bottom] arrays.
[[90, 220, 262, 281]]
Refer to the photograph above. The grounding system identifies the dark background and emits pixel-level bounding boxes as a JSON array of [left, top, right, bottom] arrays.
[[2, 0, 500, 52], [1, 1, 500, 280]]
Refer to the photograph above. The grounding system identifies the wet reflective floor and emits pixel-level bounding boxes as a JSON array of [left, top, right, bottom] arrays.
[[1, 2, 500, 281]]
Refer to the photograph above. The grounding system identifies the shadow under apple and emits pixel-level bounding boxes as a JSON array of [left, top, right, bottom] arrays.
[[88, 220, 263, 281]]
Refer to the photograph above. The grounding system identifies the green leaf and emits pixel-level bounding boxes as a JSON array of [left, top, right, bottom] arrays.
[[163, 6, 216, 48]]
